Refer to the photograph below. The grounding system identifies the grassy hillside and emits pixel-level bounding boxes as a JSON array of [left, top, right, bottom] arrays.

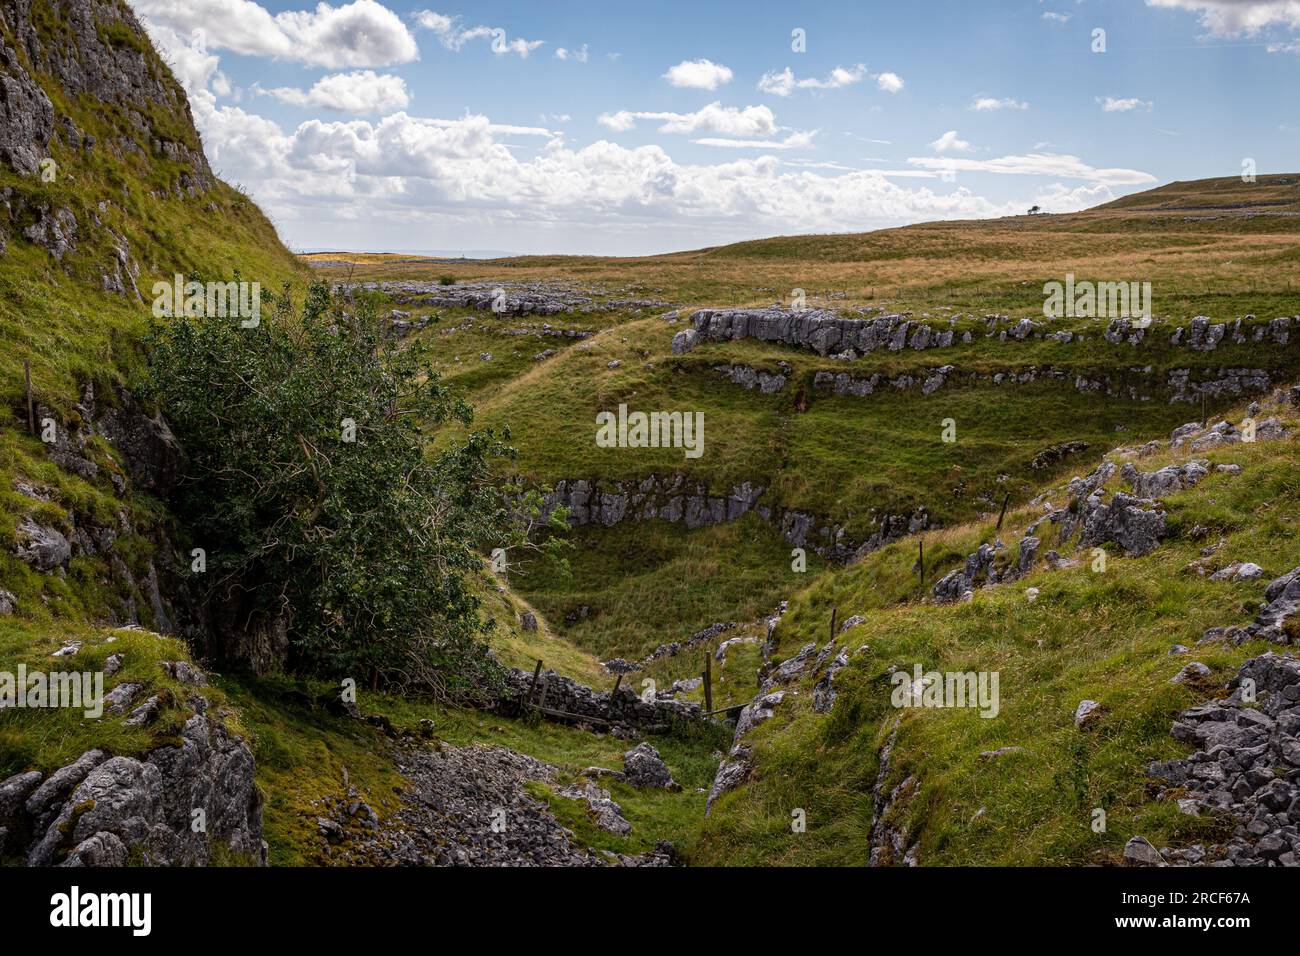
[[315, 176, 1300, 657], [5, 0, 1300, 870], [693, 390, 1300, 865], [1, 3, 305, 416]]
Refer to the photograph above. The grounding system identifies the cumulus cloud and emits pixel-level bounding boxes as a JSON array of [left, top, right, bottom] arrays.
[[141, 21, 227, 94], [906, 152, 1157, 186], [758, 63, 871, 96], [598, 102, 780, 137], [185, 98, 1093, 245], [1042, 11, 1073, 23], [1145, 0, 1300, 36], [132, 0, 418, 68], [414, 9, 544, 56], [260, 71, 410, 113], [876, 72, 905, 93], [970, 96, 1028, 111], [662, 58, 733, 89], [1099, 96, 1154, 111], [930, 130, 972, 153], [555, 44, 589, 62]]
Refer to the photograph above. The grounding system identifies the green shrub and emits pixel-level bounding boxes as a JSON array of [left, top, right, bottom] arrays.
[[142, 280, 513, 698]]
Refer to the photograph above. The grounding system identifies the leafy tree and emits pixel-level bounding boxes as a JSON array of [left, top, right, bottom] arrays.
[[143, 280, 559, 698]]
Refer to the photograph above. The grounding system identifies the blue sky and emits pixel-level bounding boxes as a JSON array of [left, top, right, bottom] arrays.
[[130, 0, 1300, 255]]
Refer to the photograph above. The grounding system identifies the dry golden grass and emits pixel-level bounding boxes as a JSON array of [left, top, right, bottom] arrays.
[[302, 174, 1300, 318]]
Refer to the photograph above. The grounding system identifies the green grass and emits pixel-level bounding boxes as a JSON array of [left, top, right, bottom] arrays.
[[0, 620, 247, 780], [694, 400, 1300, 865], [511, 514, 822, 663]]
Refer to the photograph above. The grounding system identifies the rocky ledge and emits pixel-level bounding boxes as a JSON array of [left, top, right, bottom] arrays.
[[1142, 652, 1300, 866], [0, 656, 265, 867], [681, 307, 1297, 360], [347, 280, 669, 317], [539, 474, 927, 563]]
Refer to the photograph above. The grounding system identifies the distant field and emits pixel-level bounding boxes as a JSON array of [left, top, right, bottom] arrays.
[[304, 174, 1300, 320]]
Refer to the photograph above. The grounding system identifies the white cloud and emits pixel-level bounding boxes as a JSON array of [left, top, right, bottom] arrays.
[[693, 131, 816, 150], [757, 63, 870, 96], [598, 102, 780, 138], [1042, 11, 1073, 23], [555, 44, 589, 62], [876, 72, 905, 93], [662, 58, 733, 90], [133, 0, 418, 68], [260, 71, 410, 113], [1145, 0, 1300, 36], [414, 9, 544, 56], [1099, 96, 1154, 112], [970, 96, 1028, 111], [906, 152, 1157, 186], [930, 130, 972, 153], [186, 98, 1092, 251], [1031, 182, 1117, 212], [141, 22, 224, 93]]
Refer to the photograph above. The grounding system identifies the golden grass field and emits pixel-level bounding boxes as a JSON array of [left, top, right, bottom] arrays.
[[303, 174, 1300, 318]]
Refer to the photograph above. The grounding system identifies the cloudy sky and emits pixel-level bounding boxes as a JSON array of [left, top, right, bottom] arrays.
[[130, 0, 1300, 256]]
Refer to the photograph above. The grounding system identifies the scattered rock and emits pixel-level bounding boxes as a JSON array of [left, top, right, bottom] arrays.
[[1074, 700, 1103, 729], [1123, 836, 1165, 866], [1171, 662, 1212, 685]]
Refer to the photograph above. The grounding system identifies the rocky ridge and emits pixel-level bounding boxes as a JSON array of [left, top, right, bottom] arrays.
[[683, 307, 1297, 360], [539, 473, 928, 563]]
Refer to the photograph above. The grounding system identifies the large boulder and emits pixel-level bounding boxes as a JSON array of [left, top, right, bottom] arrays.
[[622, 743, 678, 790], [1080, 491, 1166, 557], [671, 327, 699, 354], [14, 516, 71, 571], [1247, 567, 1300, 643]]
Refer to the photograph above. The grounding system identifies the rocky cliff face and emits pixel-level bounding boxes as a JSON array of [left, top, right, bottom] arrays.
[[1, 0, 268, 867], [0, 0, 212, 188], [538, 473, 928, 563]]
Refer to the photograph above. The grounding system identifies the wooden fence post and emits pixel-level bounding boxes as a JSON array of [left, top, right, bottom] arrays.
[[612, 673, 623, 696], [528, 659, 543, 706], [996, 491, 1010, 531], [703, 653, 713, 713], [829, 607, 837, 640], [918, 540, 925, 587]]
